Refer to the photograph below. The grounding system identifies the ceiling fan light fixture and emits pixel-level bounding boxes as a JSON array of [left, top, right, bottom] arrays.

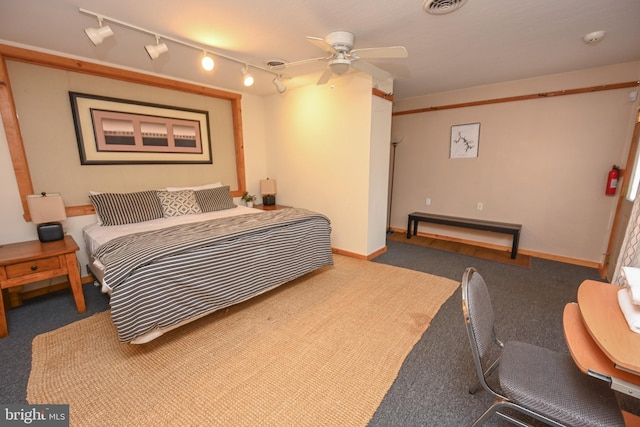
[[423, 0, 468, 15], [145, 36, 168, 59], [84, 17, 113, 45], [330, 58, 350, 75]]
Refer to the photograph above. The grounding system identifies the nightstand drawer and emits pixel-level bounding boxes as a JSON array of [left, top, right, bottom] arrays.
[[5, 256, 61, 279]]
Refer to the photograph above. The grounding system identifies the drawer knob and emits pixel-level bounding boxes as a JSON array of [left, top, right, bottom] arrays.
[[31, 265, 38, 271]]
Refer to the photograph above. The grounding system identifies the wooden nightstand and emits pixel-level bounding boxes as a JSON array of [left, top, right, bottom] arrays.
[[253, 204, 290, 211], [0, 235, 86, 338]]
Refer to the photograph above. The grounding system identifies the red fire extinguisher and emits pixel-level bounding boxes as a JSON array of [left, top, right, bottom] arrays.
[[606, 165, 621, 196]]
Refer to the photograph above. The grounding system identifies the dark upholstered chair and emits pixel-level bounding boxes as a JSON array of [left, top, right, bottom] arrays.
[[461, 267, 625, 427]]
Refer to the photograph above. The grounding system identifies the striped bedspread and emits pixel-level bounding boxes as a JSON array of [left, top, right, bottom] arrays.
[[92, 208, 333, 342]]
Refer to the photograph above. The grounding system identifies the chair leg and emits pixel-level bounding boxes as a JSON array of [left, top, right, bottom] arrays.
[[469, 358, 500, 394], [469, 379, 482, 394], [471, 400, 503, 427], [473, 400, 532, 427], [473, 399, 567, 427]]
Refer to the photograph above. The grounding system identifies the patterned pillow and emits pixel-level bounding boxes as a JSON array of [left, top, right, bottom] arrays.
[[194, 186, 237, 212], [89, 191, 164, 226], [157, 190, 202, 217]]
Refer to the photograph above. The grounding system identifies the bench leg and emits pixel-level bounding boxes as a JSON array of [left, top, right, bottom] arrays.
[[407, 217, 412, 239], [510, 231, 520, 259]]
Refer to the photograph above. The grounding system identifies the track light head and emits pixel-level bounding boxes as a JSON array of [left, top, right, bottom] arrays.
[[272, 77, 286, 93], [242, 66, 254, 87], [145, 36, 168, 60], [201, 52, 214, 71], [84, 17, 113, 45]]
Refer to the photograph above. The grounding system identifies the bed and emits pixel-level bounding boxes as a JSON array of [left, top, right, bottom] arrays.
[[83, 185, 333, 344]]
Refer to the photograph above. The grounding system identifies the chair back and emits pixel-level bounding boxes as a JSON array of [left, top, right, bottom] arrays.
[[461, 267, 500, 391]]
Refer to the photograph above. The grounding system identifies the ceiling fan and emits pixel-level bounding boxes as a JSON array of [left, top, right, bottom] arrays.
[[273, 31, 408, 85]]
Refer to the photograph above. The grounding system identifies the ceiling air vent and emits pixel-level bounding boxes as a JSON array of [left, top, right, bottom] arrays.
[[423, 0, 468, 15]]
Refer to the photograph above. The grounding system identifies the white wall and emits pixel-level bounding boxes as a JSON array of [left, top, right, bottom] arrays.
[[391, 61, 640, 264], [262, 72, 389, 256], [367, 95, 393, 254]]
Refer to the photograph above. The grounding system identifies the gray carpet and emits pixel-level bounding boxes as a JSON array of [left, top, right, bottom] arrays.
[[368, 238, 636, 426], [0, 238, 634, 426]]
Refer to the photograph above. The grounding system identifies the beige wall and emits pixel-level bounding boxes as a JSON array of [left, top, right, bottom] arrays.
[[0, 77, 267, 276], [2, 50, 638, 272], [262, 72, 391, 256], [0, 55, 389, 275], [391, 61, 640, 264], [7, 61, 238, 206]]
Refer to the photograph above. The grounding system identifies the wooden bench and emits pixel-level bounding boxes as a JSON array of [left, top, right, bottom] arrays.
[[406, 212, 522, 259]]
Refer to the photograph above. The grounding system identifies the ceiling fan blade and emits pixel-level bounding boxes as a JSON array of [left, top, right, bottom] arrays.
[[306, 36, 338, 54], [271, 56, 328, 70], [351, 46, 408, 59], [350, 60, 391, 81], [316, 67, 334, 85]]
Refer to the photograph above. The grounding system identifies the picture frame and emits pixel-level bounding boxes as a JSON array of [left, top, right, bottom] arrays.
[[69, 92, 212, 165], [450, 122, 480, 159]]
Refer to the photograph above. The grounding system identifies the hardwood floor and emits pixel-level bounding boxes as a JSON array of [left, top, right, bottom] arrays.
[[387, 231, 531, 267]]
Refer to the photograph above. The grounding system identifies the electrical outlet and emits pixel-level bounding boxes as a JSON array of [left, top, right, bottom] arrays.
[[426, 198, 431, 206], [477, 202, 483, 211]]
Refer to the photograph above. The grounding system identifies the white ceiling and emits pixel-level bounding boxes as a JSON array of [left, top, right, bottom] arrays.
[[1, 0, 639, 100]]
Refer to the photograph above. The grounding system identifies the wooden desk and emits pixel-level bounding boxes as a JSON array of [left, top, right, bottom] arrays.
[[563, 280, 640, 399], [0, 236, 86, 338]]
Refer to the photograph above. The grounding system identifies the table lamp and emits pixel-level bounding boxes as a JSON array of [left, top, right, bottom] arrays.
[[26, 192, 67, 242], [260, 179, 277, 206]]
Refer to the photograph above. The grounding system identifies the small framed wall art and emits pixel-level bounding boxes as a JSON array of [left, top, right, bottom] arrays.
[[450, 122, 480, 159]]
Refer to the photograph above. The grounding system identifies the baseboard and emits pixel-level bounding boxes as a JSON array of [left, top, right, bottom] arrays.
[[331, 246, 388, 260], [390, 227, 601, 269]]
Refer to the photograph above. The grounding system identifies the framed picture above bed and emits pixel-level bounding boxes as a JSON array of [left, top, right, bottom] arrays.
[[70, 92, 212, 165]]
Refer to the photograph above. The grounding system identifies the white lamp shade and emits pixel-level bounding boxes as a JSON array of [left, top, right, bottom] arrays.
[[330, 59, 350, 75], [27, 193, 67, 224], [260, 179, 277, 195], [84, 25, 113, 45]]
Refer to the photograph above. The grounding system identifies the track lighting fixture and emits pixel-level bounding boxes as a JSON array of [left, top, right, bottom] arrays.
[[201, 52, 214, 71], [79, 8, 288, 93], [145, 35, 168, 59], [272, 77, 287, 93], [84, 17, 113, 45], [242, 65, 254, 87]]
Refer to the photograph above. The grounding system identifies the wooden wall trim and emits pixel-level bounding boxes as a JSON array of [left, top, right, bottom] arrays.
[[393, 81, 640, 116], [0, 43, 247, 221], [0, 52, 34, 221], [372, 88, 393, 102]]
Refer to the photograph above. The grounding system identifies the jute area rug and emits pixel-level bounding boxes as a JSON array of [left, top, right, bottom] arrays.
[[28, 255, 458, 427]]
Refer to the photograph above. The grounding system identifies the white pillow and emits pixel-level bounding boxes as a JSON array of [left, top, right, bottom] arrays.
[[165, 182, 223, 192]]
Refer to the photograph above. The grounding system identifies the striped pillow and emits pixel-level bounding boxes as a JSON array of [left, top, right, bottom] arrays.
[[89, 191, 164, 226], [194, 186, 236, 212]]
